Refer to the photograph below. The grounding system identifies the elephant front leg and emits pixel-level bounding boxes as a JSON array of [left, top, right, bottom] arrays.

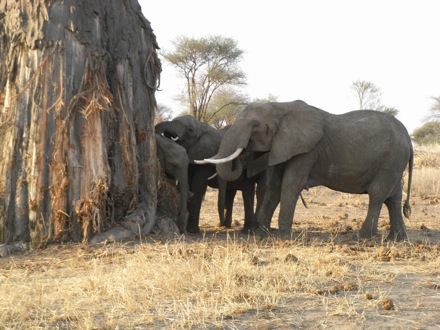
[[277, 162, 309, 238], [277, 153, 316, 238], [187, 165, 212, 233], [187, 190, 205, 233], [256, 164, 284, 236], [241, 179, 256, 233]]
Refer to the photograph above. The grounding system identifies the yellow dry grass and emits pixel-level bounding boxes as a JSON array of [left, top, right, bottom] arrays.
[[414, 143, 440, 168], [412, 144, 440, 196], [1, 227, 439, 328]]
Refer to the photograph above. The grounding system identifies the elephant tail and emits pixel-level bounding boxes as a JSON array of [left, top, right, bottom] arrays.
[[403, 145, 413, 219]]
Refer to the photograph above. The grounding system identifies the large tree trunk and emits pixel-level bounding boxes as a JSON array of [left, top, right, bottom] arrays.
[[0, 0, 161, 246]]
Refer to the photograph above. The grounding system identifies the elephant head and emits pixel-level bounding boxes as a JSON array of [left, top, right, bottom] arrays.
[[155, 115, 222, 162], [155, 115, 225, 233], [204, 100, 324, 181]]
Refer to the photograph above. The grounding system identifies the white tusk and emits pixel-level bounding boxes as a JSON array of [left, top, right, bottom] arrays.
[[194, 159, 210, 164], [208, 172, 218, 180], [203, 147, 244, 164], [171, 136, 179, 142]]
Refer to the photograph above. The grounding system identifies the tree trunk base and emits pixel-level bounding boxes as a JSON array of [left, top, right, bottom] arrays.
[[89, 204, 180, 244], [1, 242, 29, 258]]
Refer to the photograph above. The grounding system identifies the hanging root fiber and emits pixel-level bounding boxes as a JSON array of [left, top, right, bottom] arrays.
[[75, 177, 113, 244]]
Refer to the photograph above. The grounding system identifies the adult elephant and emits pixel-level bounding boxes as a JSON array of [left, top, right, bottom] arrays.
[[202, 100, 413, 241], [155, 134, 190, 234]]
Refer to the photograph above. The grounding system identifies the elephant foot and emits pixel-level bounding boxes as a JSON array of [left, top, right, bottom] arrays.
[[254, 225, 272, 238], [177, 224, 187, 235], [241, 228, 255, 235], [276, 229, 294, 240], [186, 225, 201, 234], [254, 227, 294, 240], [358, 227, 378, 240], [386, 229, 408, 242], [241, 223, 258, 234]]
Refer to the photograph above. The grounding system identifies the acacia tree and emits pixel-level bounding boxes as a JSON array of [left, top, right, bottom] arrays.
[[350, 80, 399, 116], [412, 96, 440, 145], [162, 35, 246, 122], [206, 92, 279, 128], [0, 1, 161, 246], [205, 87, 248, 128], [351, 80, 383, 110]]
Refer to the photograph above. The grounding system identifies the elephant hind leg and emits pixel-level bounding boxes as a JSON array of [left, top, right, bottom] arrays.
[[359, 192, 385, 239], [384, 183, 408, 241]]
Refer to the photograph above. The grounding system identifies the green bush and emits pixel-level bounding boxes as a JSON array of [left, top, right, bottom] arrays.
[[412, 121, 440, 145]]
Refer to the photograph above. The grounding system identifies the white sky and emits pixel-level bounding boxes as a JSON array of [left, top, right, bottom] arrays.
[[139, 0, 440, 134]]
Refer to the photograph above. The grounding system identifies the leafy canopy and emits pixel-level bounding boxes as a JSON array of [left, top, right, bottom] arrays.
[[413, 121, 440, 145], [162, 35, 246, 122]]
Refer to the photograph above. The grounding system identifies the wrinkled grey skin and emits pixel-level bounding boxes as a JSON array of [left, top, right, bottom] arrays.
[[155, 116, 263, 233], [214, 100, 413, 241], [155, 134, 189, 234]]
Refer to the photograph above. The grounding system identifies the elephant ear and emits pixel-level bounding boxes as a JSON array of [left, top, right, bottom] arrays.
[[269, 107, 324, 166], [187, 132, 222, 164]]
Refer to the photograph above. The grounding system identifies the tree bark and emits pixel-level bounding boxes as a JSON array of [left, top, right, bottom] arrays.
[[0, 0, 161, 246]]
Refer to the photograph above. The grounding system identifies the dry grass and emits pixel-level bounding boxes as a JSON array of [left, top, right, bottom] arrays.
[[414, 144, 440, 168], [1, 233, 439, 329], [411, 144, 440, 196], [0, 144, 439, 329], [404, 145, 440, 196], [411, 167, 440, 196]]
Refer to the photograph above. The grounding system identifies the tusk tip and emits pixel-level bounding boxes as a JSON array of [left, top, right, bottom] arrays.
[[208, 172, 218, 180]]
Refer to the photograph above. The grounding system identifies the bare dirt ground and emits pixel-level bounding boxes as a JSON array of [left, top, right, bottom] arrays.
[[197, 187, 440, 329], [0, 186, 439, 329]]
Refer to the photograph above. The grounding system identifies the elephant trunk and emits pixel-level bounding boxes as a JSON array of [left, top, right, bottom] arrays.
[[216, 156, 243, 182], [155, 121, 184, 143], [215, 127, 250, 182]]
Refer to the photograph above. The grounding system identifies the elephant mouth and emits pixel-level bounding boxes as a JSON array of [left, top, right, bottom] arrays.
[[161, 131, 180, 142]]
